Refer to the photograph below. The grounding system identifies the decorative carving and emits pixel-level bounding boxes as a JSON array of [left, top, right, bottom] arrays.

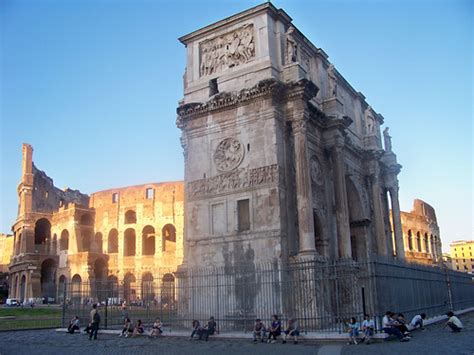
[[187, 164, 279, 200], [213, 138, 245, 172], [327, 64, 337, 98], [291, 118, 307, 135], [365, 106, 376, 135], [310, 156, 324, 186], [200, 24, 255, 77], [383, 127, 392, 152], [285, 26, 298, 64], [177, 79, 284, 121]]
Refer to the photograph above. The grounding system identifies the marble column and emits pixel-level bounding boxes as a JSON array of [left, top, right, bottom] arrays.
[[389, 186, 405, 260], [291, 118, 317, 255], [331, 142, 351, 259], [369, 167, 388, 256]]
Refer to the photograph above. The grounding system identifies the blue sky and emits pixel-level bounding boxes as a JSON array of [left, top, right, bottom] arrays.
[[1, 0, 472, 252]]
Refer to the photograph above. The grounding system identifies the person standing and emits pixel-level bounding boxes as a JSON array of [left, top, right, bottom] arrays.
[[89, 304, 100, 340]]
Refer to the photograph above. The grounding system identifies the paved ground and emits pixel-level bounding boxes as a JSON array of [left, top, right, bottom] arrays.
[[0, 313, 472, 355]]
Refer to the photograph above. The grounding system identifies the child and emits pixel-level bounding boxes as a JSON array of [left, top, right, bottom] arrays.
[[282, 318, 299, 344], [67, 316, 80, 334], [149, 318, 163, 337], [444, 311, 463, 332], [267, 315, 281, 344], [395, 313, 410, 336], [410, 313, 426, 330], [119, 317, 133, 337], [253, 318, 266, 343], [347, 317, 360, 345], [132, 319, 144, 337], [361, 314, 375, 344]]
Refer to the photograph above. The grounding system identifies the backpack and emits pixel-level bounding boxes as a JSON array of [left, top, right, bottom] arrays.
[[93, 312, 101, 324]]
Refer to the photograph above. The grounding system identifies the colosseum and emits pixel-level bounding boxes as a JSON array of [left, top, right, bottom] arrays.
[[8, 144, 184, 303]]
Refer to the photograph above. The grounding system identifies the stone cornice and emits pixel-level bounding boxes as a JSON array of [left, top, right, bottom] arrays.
[[176, 78, 285, 126]]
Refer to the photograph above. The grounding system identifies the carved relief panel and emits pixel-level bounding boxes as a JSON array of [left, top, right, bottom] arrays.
[[199, 24, 255, 77], [213, 137, 245, 172]]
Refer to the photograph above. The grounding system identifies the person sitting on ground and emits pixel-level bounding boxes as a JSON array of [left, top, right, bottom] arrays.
[[361, 314, 375, 344], [282, 318, 299, 344], [346, 317, 360, 345], [203, 316, 217, 341], [395, 313, 410, 337], [67, 316, 80, 334], [444, 311, 463, 332], [191, 320, 204, 340], [119, 317, 133, 337], [410, 313, 426, 330], [382, 311, 409, 342], [149, 317, 163, 337], [253, 318, 266, 343], [132, 319, 145, 337], [267, 314, 281, 344]]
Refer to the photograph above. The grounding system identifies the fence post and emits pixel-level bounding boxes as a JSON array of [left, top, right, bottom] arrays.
[[105, 296, 108, 329], [61, 281, 67, 327], [444, 263, 454, 311]]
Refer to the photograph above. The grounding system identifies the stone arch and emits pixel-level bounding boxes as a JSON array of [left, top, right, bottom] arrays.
[[107, 275, 119, 300], [60, 229, 69, 251], [108, 229, 118, 253], [40, 258, 57, 302], [123, 272, 136, 302], [20, 275, 26, 302], [141, 272, 155, 302], [345, 177, 368, 261], [416, 232, 422, 252], [58, 275, 67, 302], [408, 230, 413, 250], [71, 274, 82, 304], [124, 228, 136, 256], [142, 226, 155, 256], [81, 230, 92, 252], [94, 258, 108, 302], [124, 210, 137, 224], [35, 218, 51, 245], [13, 275, 18, 299], [162, 224, 176, 252], [92, 232, 103, 253], [424, 233, 430, 253], [161, 273, 175, 306]]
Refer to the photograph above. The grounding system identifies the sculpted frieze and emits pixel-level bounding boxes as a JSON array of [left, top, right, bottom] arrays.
[[214, 138, 245, 172], [187, 164, 279, 200], [200, 24, 255, 77]]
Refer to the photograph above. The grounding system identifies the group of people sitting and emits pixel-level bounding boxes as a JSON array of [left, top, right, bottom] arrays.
[[190, 317, 217, 341], [119, 317, 163, 338], [252, 315, 300, 344]]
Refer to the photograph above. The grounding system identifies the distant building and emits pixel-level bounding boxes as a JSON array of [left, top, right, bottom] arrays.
[[450, 240, 474, 274], [9, 144, 184, 303], [0, 233, 14, 273], [393, 199, 442, 265]]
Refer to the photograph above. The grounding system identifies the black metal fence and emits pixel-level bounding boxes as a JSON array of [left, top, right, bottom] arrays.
[[61, 259, 474, 333]]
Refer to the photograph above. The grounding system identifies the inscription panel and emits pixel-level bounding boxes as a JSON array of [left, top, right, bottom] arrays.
[[187, 164, 279, 200]]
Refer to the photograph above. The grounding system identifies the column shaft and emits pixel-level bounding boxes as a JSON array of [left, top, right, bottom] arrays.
[[389, 187, 405, 260]]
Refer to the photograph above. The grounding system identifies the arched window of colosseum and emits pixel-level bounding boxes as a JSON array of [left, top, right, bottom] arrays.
[[80, 213, 93, 226], [407, 230, 413, 250], [416, 232, 422, 252], [40, 258, 56, 301], [162, 224, 176, 252], [107, 275, 119, 300], [108, 229, 118, 253], [92, 232, 103, 253], [123, 272, 136, 302], [60, 230, 69, 251], [142, 226, 155, 256], [142, 273, 154, 302], [161, 273, 175, 306], [34, 218, 51, 245], [58, 275, 67, 302], [71, 274, 82, 303], [124, 228, 136, 256], [424, 233, 430, 253], [125, 210, 137, 224], [81, 230, 92, 252]]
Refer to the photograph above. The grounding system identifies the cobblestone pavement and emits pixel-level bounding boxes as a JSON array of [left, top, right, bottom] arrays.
[[0, 312, 472, 355]]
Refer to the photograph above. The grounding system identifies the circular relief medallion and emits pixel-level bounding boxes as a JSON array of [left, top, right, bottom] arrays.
[[310, 155, 324, 186], [214, 137, 245, 172]]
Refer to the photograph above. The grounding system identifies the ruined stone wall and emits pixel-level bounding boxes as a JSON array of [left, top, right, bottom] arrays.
[[0, 234, 13, 273], [398, 199, 441, 265]]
